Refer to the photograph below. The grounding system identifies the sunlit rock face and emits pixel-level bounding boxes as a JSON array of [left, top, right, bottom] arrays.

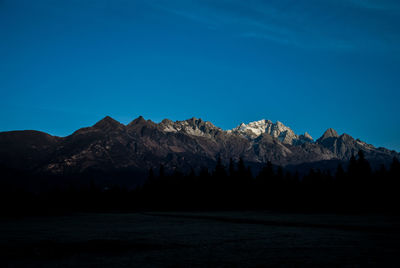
[[159, 117, 222, 138], [228, 119, 313, 145]]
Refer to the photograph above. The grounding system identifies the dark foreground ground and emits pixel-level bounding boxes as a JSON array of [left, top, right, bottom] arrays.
[[1, 212, 400, 267]]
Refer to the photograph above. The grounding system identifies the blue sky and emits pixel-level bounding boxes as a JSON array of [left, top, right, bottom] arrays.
[[1, 0, 399, 151]]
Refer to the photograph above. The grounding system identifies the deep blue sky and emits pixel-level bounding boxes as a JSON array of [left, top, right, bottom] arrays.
[[1, 0, 399, 151]]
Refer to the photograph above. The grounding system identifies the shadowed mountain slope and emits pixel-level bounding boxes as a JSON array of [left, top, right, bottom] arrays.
[[0, 116, 398, 185]]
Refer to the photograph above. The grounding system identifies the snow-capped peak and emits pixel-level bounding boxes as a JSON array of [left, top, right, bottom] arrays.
[[229, 119, 313, 145], [235, 119, 273, 136]]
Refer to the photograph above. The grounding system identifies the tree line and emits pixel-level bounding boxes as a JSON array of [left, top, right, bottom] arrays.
[[1, 150, 399, 215], [141, 151, 400, 212]]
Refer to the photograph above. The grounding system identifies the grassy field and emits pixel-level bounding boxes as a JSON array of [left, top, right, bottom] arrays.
[[1, 211, 400, 267]]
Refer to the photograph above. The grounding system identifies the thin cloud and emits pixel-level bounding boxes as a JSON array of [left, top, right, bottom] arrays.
[[344, 0, 400, 12], [145, 0, 400, 52]]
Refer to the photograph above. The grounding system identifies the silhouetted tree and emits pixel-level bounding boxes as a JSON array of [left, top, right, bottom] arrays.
[[259, 161, 274, 181], [159, 164, 165, 178], [199, 167, 209, 178], [148, 168, 155, 183], [357, 150, 371, 178], [229, 158, 236, 177], [348, 154, 357, 176], [237, 157, 246, 178], [214, 156, 227, 179], [390, 157, 400, 177], [335, 163, 345, 182]]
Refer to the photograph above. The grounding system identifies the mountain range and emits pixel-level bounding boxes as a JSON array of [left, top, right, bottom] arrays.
[[0, 116, 398, 187]]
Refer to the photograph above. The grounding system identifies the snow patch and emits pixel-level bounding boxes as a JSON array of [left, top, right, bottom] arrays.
[[230, 119, 313, 145]]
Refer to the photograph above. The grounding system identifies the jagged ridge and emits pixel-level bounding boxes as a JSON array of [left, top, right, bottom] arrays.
[[0, 116, 398, 178], [228, 119, 313, 145]]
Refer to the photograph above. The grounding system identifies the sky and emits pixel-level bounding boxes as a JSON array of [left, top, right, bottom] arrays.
[[0, 0, 399, 151]]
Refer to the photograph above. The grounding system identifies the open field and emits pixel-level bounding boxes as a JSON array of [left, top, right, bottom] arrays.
[[1, 212, 400, 267]]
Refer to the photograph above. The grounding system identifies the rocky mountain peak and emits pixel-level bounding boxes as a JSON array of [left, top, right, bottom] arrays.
[[304, 132, 313, 140], [186, 117, 203, 126], [161, 118, 173, 124], [93, 116, 124, 132], [318, 128, 339, 141], [339, 133, 354, 142], [298, 132, 314, 144], [128, 116, 147, 126], [229, 119, 310, 145], [159, 117, 220, 137]]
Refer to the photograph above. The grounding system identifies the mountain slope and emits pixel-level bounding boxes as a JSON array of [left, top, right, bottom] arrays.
[[0, 116, 398, 180]]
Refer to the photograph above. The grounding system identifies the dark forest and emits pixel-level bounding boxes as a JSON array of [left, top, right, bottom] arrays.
[[2, 151, 399, 215]]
